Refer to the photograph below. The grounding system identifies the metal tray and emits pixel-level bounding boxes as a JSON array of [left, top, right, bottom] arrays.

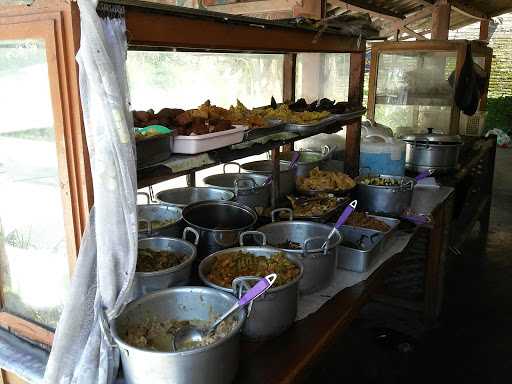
[[335, 226, 385, 273], [292, 196, 349, 223], [244, 121, 286, 141], [340, 214, 400, 252], [283, 108, 367, 133]]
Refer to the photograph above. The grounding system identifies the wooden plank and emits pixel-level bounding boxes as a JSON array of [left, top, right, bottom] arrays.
[[282, 53, 296, 103], [400, 25, 428, 40], [329, 0, 403, 21], [292, 0, 322, 19], [205, 0, 297, 15], [450, 1, 489, 21], [366, 46, 379, 121], [479, 19, 489, 41], [3, 371, 28, 384], [431, 0, 450, 40], [379, 7, 433, 38], [345, 50, 364, 177], [0, 312, 54, 346], [125, 7, 363, 53], [271, 148, 280, 208]]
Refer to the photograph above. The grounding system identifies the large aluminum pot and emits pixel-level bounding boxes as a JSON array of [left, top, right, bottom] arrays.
[[240, 160, 296, 198], [138, 202, 183, 239], [354, 175, 416, 216], [402, 130, 462, 172], [182, 201, 258, 258], [256, 209, 341, 294], [134, 227, 200, 298], [279, 145, 332, 178], [202, 163, 270, 209], [111, 287, 245, 384], [199, 232, 303, 340], [155, 187, 234, 208]]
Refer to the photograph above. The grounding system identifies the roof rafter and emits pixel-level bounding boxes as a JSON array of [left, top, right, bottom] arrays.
[[328, 0, 403, 21], [379, 7, 433, 37], [204, 0, 300, 15]]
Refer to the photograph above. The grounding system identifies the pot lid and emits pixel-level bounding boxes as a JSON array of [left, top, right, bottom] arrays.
[[402, 128, 462, 143]]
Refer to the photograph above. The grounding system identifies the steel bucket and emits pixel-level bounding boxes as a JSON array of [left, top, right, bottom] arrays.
[[257, 209, 341, 294], [199, 232, 304, 340], [134, 227, 199, 298], [111, 287, 245, 384]]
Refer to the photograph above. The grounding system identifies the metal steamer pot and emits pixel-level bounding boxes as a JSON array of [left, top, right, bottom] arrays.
[[155, 187, 235, 208], [182, 201, 258, 258], [240, 160, 296, 198], [279, 145, 333, 178], [402, 129, 462, 172], [256, 208, 341, 294], [137, 198, 183, 239], [111, 287, 246, 384], [354, 175, 416, 216], [198, 232, 304, 340], [134, 227, 200, 298], [202, 163, 271, 209]]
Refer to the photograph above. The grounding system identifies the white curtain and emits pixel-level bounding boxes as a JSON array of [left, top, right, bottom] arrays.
[[44, 1, 137, 383]]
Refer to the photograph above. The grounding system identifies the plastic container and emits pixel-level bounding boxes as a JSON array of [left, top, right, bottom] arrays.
[[172, 126, 247, 154], [360, 134, 406, 176]]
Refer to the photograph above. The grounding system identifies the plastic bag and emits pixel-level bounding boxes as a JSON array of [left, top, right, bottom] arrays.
[[486, 128, 511, 147]]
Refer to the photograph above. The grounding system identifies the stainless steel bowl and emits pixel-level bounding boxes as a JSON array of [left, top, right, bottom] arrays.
[[199, 236, 303, 340], [279, 145, 331, 178], [138, 204, 183, 239], [134, 228, 199, 298], [257, 214, 341, 294], [182, 201, 258, 259], [111, 286, 245, 384], [155, 187, 235, 208], [240, 160, 296, 198]]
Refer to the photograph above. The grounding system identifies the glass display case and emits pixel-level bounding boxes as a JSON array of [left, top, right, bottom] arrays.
[[367, 40, 492, 136]]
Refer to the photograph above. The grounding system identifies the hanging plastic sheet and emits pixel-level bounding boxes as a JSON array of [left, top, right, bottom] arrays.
[[44, 2, 137, 383]]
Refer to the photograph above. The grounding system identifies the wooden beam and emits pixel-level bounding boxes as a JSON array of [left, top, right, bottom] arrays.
[[205, 0, 298, 15], [401, 26, 428, 40], [450, 1, 489, 21], [0, 312, 54, 346], [379, 7, 433, 37], [432, 0, 450, 40], [292, 0, 322, 19], [329, 0, 402, 22], [283, 53, 296, 103], [479, 19, 489, 41]]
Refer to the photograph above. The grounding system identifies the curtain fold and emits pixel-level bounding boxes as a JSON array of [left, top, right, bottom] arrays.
[[44, 2, 137, 383]]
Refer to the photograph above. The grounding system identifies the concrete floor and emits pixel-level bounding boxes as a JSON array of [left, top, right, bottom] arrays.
[[307, 147, 512, 384]]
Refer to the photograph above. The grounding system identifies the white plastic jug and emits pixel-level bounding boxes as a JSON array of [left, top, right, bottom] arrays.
[[360, 134, 406, 176]]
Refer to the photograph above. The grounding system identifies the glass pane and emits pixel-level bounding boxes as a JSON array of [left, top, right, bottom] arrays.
[[127, 51, 284, 111], [295, 53, 350, 103], [374, 51, 456, 135], [0, 39, 69, 328]]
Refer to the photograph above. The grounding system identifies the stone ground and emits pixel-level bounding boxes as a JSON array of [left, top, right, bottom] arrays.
[[306, 147, 512, 384]]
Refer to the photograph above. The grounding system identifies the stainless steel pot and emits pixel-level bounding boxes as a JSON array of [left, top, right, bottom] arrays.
[[199, 232, 303, 340], [256, 209, 341, 294], [155, 187, 235, 208], [182, 201, 258, 258], [402, 129, 462, 172], [111, 286, 245, 384], [354, 175, 416, 216], [138, 203, 183, 239], [279, 145, 332, 178], [240, 160, 296, 198], [202, 163, 270, 209], [135, 228, 200, 298]]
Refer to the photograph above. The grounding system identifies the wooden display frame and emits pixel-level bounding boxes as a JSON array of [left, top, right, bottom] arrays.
[[367, 39, 493, 135]]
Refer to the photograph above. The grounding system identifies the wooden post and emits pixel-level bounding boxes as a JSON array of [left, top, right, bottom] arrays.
[[283, 53, 296, 104], [431, 0, 451, 40], [345, 49, 365, 177], [479, 19, 490, 42], [271, 148, 281, 208]]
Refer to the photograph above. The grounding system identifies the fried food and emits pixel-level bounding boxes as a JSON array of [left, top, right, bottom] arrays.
[[345, 212, 390, 232], [359, 176, 401, 186], [297, 167, 355, 192], [206, 251, 300, 288], [287, 194, 338, 217]]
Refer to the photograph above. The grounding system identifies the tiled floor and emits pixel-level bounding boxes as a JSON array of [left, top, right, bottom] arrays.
[[306, 148, 512, 384]]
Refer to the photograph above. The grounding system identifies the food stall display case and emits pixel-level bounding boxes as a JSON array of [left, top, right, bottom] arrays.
[[367, 40, 493, 136]]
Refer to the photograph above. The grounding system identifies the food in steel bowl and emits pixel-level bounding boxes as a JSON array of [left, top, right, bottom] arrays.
[[138, 219, 177, 232], [206, 251, 300, 288], [137, 248, 186, 273], [359, 176, 401, 186], [297, 167, 355, 193], [272, 240, 302, 250], [286, 194, 338, 217], [124, 317, 237, 352], [344, 212, 390, 232]]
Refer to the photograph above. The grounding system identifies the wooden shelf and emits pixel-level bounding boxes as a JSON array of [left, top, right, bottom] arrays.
[[137, 113, 364, 188]]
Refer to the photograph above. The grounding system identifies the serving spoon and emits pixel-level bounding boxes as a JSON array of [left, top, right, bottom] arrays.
[[172, 273, 277, 351], [263, 151, 300, 186], [321, 200, 358, 249]]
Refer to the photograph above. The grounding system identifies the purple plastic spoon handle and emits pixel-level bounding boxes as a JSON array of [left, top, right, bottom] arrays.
[[335, 200, 358, 229], [415, 169, 433, 182], [238, 274, 277, 307], [288, 152, 300, 169], [263, 175, 272, 186]]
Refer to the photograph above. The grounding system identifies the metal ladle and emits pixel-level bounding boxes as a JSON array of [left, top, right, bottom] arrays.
[[321, 200, 358, 249], [172, 273, 277, 351], [263, 151, 300, 186]]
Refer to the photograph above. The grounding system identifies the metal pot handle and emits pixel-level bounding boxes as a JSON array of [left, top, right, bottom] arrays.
[[137, 191, 151, 204], [304, 236, 328, 256], [232, 276, 263, 317], [182, 226, 200, 245], [321, 145, 331, 157], [234, 177, 257, 197], [138, 218, 153, 235], [271, 208, 293, 222], [240, 230, 267, 246], [223, 162, 241, 174]]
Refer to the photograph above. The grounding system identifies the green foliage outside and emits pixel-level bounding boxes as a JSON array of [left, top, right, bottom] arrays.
[[485, 97, 512, 134]]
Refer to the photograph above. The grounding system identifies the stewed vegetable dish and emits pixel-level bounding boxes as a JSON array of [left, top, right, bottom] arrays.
[[137, 248, 186, 273]]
